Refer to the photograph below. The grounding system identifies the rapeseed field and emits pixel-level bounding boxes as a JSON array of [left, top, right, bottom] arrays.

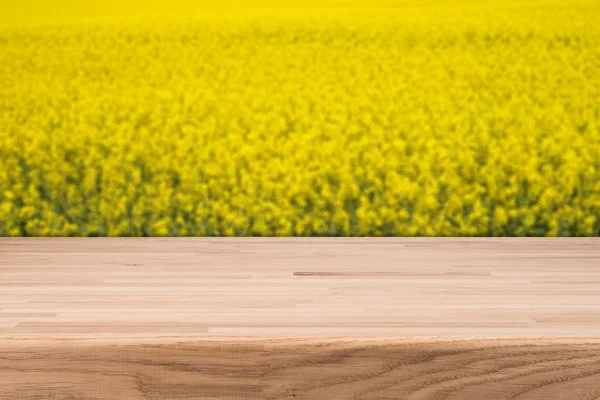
[[1, 1, 599, 236]]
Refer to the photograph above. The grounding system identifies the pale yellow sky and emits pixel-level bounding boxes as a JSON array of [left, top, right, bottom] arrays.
[[1, 0, 354, 23], [0, 0, 591, 24]]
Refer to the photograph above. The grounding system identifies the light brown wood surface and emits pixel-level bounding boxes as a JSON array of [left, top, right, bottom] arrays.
[[1, 238, 600, 399]]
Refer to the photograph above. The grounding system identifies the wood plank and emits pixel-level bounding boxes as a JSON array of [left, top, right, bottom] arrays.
[[1, 238, 600, 399]]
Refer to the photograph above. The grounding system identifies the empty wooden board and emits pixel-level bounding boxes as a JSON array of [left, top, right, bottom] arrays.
[[1, 238, 599, 399]]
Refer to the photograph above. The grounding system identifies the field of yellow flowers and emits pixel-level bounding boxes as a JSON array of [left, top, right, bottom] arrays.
[[1, 0, 599, 236]]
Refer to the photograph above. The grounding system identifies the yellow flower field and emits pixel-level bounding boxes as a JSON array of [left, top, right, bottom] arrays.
[[1, 0, 599, 236]]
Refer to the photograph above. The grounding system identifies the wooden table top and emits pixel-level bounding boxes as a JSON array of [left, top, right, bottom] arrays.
[[2, 238, 599, 340], [2, 238, 599, 399]]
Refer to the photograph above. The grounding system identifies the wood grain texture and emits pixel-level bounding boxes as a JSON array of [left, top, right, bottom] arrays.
[[1, 238, 600, 399], [4, 338, 600, 399]]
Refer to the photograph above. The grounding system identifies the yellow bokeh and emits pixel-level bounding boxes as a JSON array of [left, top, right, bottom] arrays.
[[0, 0, 599, 236]]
